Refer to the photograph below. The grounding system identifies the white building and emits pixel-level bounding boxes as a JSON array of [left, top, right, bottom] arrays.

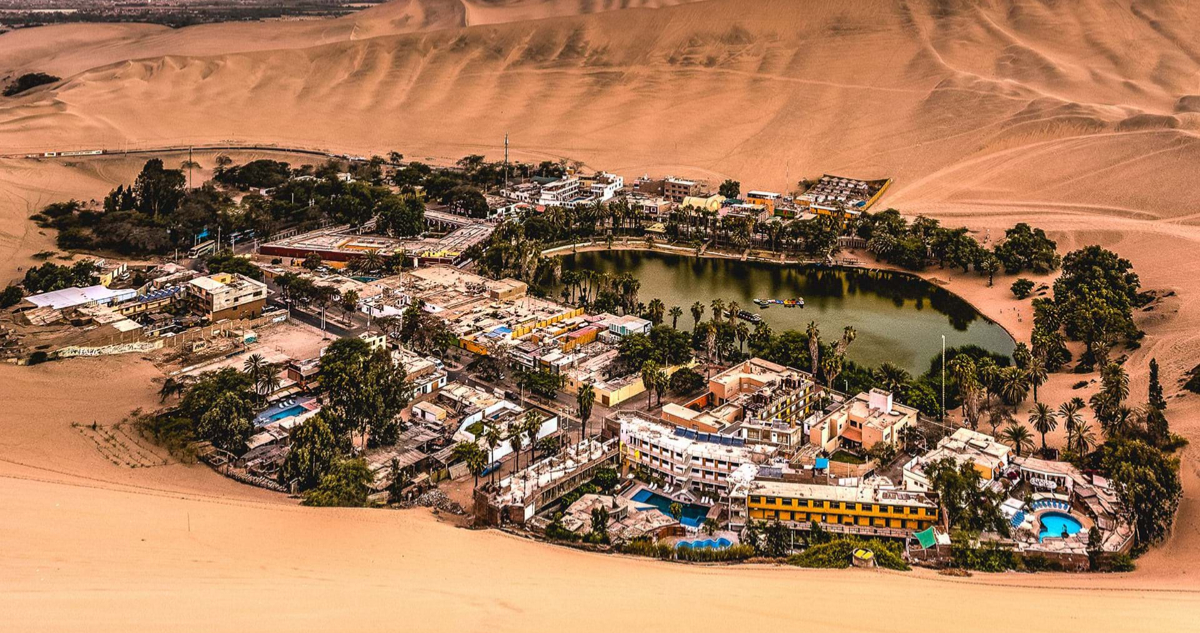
[[618, 413, 774, 497]]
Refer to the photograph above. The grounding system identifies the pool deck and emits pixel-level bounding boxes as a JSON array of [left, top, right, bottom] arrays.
[[253, 396, 319, 427], [622, 482, 724, 531]]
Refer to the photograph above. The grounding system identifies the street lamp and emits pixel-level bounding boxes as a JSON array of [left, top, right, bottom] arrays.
[[940, 334, 946, 422]]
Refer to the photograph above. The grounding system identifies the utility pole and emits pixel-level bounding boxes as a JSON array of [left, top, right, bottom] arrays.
[[941, 334, 946, 422], [504, 133, 509, 193], [188, 146, 194, 189]]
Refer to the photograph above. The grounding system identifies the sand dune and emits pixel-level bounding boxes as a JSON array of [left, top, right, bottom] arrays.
[[3, 0, 1200, 627]]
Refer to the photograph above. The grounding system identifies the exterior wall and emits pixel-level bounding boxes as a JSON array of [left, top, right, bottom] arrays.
[[747, 493, 937, 533], [211, 297, 266, 322]]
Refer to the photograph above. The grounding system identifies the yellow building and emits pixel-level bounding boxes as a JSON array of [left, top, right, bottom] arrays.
[[745, 480, 938, 536]]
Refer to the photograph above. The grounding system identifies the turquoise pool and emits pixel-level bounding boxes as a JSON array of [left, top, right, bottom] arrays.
[[1038, 511, 1083, 542], [270, 404, 306, 420], [631, 489, 709, 528]]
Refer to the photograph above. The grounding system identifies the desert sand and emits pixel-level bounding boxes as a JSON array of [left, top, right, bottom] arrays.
[[2, 0, 1200, 629]]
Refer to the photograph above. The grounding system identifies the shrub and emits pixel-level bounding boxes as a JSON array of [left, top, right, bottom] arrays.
[[618, 539, 755, 563], [949, 539, 1017, 572], [787, 537, 908, 571], [1107, 553, 1136, 572], [0, 284, 24, 309], [1184, 364, 1200, 395], [3, 72, 60, 97], [1011, 278, 1035, 299]]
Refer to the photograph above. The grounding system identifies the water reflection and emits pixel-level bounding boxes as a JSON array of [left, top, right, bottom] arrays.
[[559, 250, 1015, 374]]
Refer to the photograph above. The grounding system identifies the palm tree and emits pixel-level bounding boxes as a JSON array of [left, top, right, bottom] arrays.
[[577, 383, 596, 443], [874, 362, 911, 394], [1058, 399, 1084, 452], [821, 353, 844, 391], [1072, 421, 1098, 456], [482, 424, 502, 484], [1000, 366, 1030, 411], [806, 321, 821, 376], [453, 441, 487, 490], [669, 305, 683, 329], [243, 353, 270, 403], [837, 326, 857, 355], [523, 411, 542, 463], [243, 353, 267, 379], [704, 322, 717, 373], [735, 321, 750, 353], [1001, 422, 1035, 457], [641, 361, 664, 409], [509, 432, 524, 473], [158, 377, 186, 403], [690, 301, 705, 330], [727, 300, 740, 324], [256, 365, 280, 402], [1029, 402, 1057, 455], [1028, 354, 1048, 403], [710, 298, 724, 324], [647, 298, 666, 326]]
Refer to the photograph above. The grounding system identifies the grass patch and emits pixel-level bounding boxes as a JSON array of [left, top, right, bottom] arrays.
[[829, 450, 866, 465]]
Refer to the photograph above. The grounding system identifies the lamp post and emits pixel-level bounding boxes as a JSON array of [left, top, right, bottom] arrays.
[[940, 334, 946, 422]]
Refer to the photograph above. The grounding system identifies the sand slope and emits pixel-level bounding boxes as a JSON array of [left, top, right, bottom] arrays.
[[2, 0, 1200, 625]]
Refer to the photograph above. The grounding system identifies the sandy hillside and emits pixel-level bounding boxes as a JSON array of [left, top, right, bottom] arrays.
[[2, 0, 1200, 626]]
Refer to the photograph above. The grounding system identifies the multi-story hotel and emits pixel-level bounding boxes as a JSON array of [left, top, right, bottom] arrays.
[[661, 358, 820, 455], [809, 388, 916, 453], [618, 413, 775, 497], [186, 272, 268, 321], [741, 479, 939, 537]]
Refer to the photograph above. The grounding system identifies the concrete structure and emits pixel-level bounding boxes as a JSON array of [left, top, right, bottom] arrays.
[[744, 479, 938, 537], [661, 358, 819, 455], [476, 438, 619, 526], [663, 177, 703, 203], [903, 428, 1012, 493], [618, 413, 775, 497], [809, 389, 916, 453], [24, 285, 137, 311], [186, 273, 268, 321]]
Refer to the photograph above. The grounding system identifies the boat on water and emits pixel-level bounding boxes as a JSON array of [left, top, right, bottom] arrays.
[[756, 297, 804, 308]]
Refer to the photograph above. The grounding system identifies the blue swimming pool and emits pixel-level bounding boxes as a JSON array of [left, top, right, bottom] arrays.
[[631, 490, 710, 528], [677, 537, 732, 550], [1038, 511, 1083, 542], [269, 404, 306, 421]]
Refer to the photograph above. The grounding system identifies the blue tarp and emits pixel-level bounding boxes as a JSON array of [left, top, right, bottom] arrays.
[[815, 458, 829, 470]]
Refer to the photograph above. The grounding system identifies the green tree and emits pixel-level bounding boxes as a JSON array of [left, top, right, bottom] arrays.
[[690, 301, 705, 329], [718, 179, 741, 199], [0, 284, 24, 308], [669, 305, 683, 329], [1011, 278, 1035, 299], [196, 391, 253, 455], [1000, 422, 1035, 457], [641, 360, 664, 409], [303, 458, 374, 507], [1028, 402, 1057, 455], [576, 383, 595, 443], [1099, 439, 1182, 549], [924, 457, 1009, 536], [456, 441, 489, 489], [302, 252, 323, 270], [320, 338, 412, 449], [1148, 358, 1167, 411], [281, 413, 339, 491], [132, 159, 186, 219], [375, 193, 426, 237]]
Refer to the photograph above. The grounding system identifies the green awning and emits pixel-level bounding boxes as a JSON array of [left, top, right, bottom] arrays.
[[914, 527, 937, 549]]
